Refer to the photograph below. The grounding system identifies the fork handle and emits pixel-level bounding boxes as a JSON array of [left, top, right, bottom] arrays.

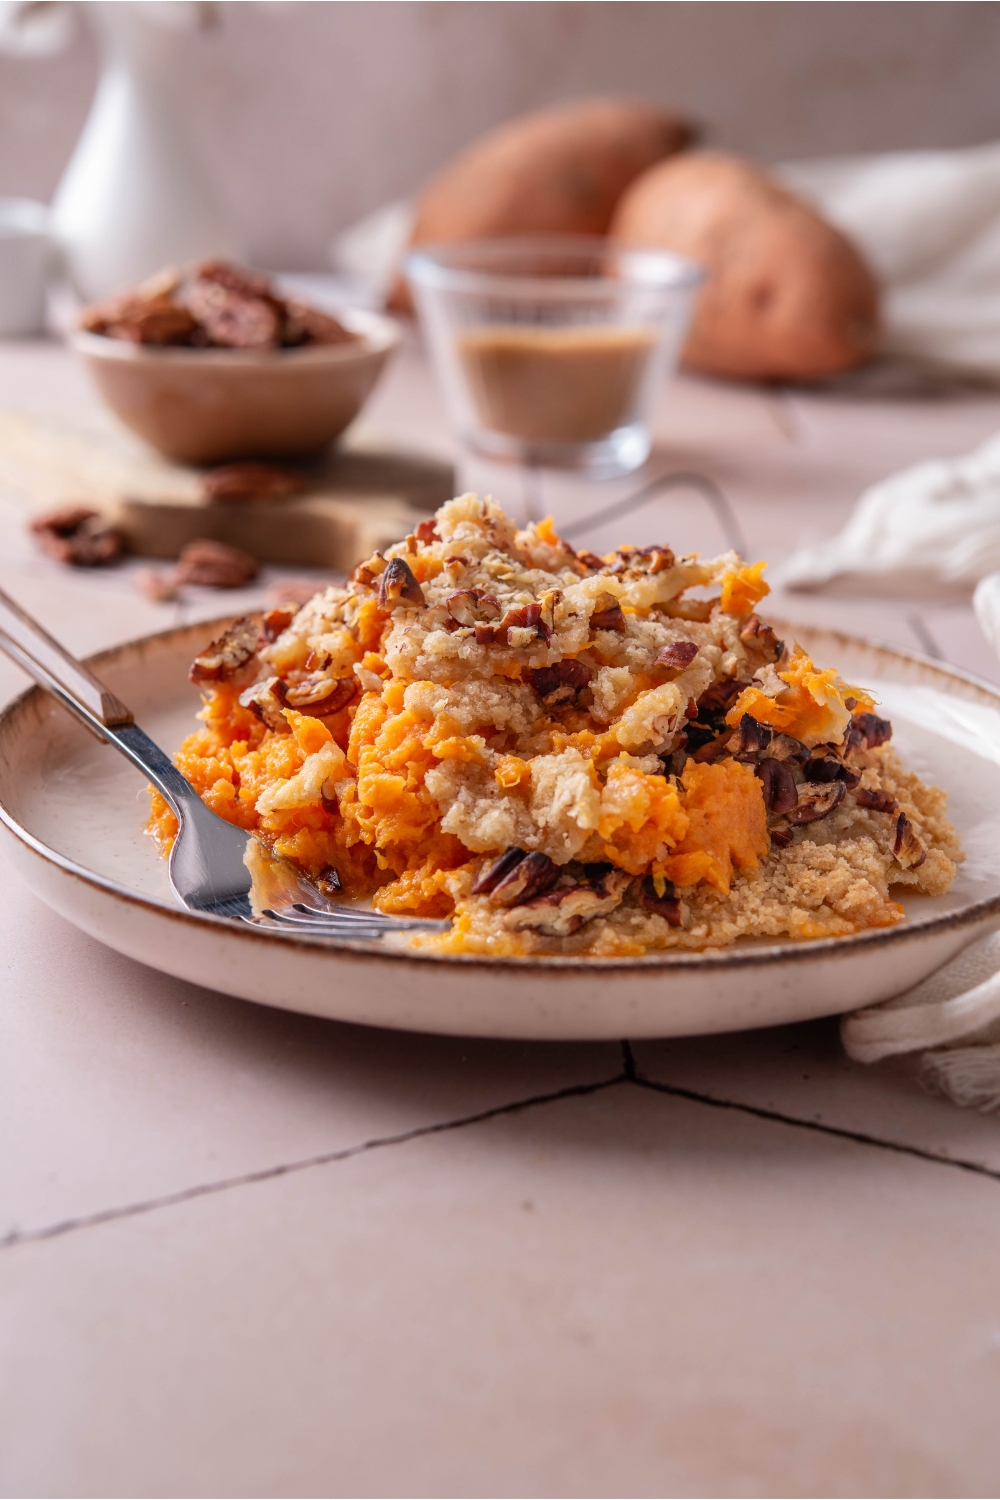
[[0, 584, 133, 728], [0, 592, 206, 821]]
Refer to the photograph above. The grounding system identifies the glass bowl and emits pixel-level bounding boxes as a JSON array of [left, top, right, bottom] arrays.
[[406, 235, 702, 479]]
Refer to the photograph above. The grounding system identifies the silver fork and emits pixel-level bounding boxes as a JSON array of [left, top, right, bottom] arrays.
[[0, 586, 449, 940]]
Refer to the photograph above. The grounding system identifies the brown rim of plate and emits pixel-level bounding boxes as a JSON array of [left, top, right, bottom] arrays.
[[1, 615, 999, 975]]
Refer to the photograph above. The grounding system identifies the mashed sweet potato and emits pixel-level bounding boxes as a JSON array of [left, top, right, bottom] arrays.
[[149, 494, 961, 955]]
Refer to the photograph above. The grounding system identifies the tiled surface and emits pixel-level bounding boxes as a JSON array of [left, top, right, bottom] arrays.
[[3, 1086, 1000, 1498], [0, 857, 621, 1242], [631, 1027, 1000, 1175], [2, 341, 1000, 1495]]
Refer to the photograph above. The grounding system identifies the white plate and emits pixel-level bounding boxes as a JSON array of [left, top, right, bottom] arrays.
[[1, 618, 999, 1039]]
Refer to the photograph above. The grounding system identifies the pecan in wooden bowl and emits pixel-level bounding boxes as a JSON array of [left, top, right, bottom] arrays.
[[71, 261, 401, 465]]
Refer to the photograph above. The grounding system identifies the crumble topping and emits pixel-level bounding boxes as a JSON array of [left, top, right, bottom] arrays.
[[148, 494, 961, 956]]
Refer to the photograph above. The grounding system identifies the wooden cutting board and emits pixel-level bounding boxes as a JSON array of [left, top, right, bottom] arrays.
[[0, 411, 455, 569]]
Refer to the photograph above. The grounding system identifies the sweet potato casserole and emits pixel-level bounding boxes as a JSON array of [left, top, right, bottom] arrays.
[[148, 495, 961, 956]]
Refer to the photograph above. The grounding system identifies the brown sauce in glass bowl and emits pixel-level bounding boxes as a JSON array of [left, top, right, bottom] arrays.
[[457, 325, 659, 444]]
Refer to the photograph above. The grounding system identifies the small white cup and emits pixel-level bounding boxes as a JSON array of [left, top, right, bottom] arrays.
[[0, 199, 54, 338]]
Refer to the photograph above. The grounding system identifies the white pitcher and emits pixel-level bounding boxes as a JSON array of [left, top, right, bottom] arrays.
[[51, 1, 242, 301]]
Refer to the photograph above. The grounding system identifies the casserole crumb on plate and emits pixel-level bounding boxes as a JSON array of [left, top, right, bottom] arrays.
[[148, 494, 961, 957]]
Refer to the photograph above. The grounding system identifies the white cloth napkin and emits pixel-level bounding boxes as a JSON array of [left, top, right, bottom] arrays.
[[776, 430, 1000, 595], [780, 139, 1000, 379], [842, 929, 1000, 1110]]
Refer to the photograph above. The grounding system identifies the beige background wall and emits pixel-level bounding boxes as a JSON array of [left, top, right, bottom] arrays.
[[2, 0, 999, 269]]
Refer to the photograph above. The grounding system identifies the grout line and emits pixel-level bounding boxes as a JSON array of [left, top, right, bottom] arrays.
[[632, 1075, 1000, 1183], [8, 1062, 996, 1254], [0, 1073, 628, 1252]]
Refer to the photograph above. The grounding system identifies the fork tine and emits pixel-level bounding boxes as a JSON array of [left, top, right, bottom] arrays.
[[254, 908, 448, 937], [248, 915, 402, 940], [290, 902, 451, 931]]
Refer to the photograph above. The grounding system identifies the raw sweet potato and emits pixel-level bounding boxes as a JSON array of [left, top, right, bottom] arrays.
[[610, 152, 879, 380], [391, 97, 692, 312]]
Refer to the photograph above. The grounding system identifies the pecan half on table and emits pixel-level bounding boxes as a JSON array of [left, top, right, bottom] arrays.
[[29, 506, 124, 568], [176, 539, 258, 588], [201, 463, 307, 504]]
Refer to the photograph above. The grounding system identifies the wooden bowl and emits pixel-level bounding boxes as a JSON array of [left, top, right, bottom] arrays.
[[70, 309, 401, 465]]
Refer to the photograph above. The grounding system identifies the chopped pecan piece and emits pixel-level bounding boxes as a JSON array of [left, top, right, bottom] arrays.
[[589, 592, 626, 633], [537, 589, 560, 641], [238, 675, 289, 730], [608, 545, 674, 576], [850, 711, 892, 749], [769, 821, 794, 848], [655, 640, 699, 677], [414, 518, 439, 544], [804, 754, 861, 790], [504, 866, 631, 936], [529, 659, 593, 703], [284, 675, 356, 716], [315, 865, 342, 897], [176, 538, 258, 588], [475, 623, 500, 645], [575, 550, 606, 572], [445, 589, 479, 627], [350, 554, 384, 588], [856, 787, 898, 815], [762, 733, 808, 764], [488, 851, 559, 908], [201, 463, 306, 503], [497, 600, 546, 643], [29, 506, 124, 567], [377, 557, 425, 610], [445, 588, 499, 627], [189, 615, 260, 683], [691, 736, 731, 763], [261, 605, 299, 642], [696, 678, 751, 726], [730, 713, 772, 761], [893, 813, 926, 869], [471, 847, 527, 896], [757, 758, 799, 815], [739, 615, 783, 663], [787, 779, 846, 825], [640, 874, 683, 926]]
